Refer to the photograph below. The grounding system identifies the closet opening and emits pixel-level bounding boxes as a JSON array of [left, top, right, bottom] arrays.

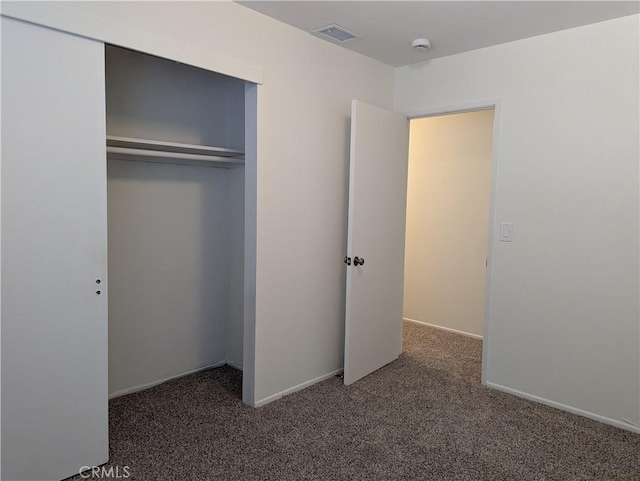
[[403, 109, 495, 365], [105, 45, 256, 403]]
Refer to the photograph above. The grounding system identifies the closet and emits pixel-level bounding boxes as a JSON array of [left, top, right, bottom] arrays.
[[2, 17, 257, 478], [105, 45, 248, 398]]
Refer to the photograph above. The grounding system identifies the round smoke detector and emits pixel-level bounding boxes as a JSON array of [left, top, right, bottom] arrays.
[[412, 38, 432, 51]]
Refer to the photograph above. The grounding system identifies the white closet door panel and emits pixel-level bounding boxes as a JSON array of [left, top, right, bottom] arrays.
[[1, 18, 108, 481], [344, 100, 409, 385]]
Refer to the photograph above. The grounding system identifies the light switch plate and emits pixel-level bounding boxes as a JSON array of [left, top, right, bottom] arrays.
[[500, 222, 513, 242]]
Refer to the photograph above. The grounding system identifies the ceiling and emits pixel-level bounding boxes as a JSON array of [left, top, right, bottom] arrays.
[[237, 1, 640, 67]]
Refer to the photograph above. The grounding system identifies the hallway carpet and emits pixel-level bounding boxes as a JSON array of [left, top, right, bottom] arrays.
[[73, 322, 639, 480]]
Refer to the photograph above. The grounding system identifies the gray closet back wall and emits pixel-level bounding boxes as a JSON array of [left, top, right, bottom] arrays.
[[106, 46, 245, 149]]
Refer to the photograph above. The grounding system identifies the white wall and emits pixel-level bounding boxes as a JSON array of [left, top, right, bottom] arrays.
[[404, 110, 494, 338], [1, 1, 394, 405], [396, 15, 640, 429]]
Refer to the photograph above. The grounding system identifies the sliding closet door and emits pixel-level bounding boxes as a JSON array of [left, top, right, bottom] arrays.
[[1, 18, 108, 481]]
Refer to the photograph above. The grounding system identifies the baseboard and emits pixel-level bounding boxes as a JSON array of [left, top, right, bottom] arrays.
[[253, 368, 344, 407], [404, 317, 483, 340], [108, 361, 227, 399], [485, 382, 640, 434], [226, 360, 243, 372]]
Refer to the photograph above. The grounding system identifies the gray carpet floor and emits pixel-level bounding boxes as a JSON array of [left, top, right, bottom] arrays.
[[73, 322, 640, 480]]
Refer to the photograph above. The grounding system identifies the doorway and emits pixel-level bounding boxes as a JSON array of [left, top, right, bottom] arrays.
[[104, 45, 257, 404], [403, 109, 495, 340]]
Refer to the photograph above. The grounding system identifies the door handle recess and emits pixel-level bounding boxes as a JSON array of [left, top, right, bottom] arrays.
[[353, 256, 365, 266]]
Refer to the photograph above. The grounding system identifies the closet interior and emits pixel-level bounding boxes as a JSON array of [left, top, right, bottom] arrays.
[[105, 45, 249, 399]]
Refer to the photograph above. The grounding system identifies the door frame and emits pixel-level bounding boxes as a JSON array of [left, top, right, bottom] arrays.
[[399, 99, 502, 385]]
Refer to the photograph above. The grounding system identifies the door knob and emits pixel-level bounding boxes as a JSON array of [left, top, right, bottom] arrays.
[[353, 256, 365, 266], [344, 256, 352, 266]]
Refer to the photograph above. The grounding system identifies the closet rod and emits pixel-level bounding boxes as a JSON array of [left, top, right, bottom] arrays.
[[106, 135, 244, 158], [106, 146, 245, 167]]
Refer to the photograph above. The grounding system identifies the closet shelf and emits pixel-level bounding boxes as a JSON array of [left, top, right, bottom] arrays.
[[106, 136, 245, 168]]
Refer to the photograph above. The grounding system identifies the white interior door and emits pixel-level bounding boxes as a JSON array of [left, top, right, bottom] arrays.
[[1, 18, 108, 480], [344, 100, 409, 385]]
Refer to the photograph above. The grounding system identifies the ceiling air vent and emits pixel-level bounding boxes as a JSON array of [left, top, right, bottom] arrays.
[[312, 24, 361, 43]]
